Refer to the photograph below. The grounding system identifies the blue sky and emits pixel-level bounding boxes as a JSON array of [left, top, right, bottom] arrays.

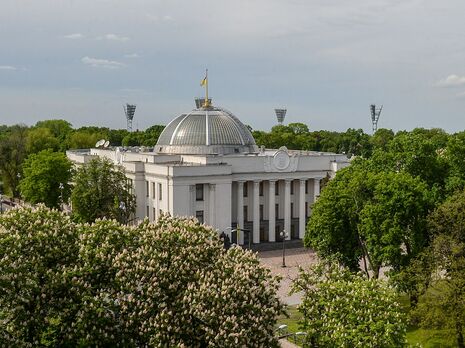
[[1, 0, 465, 132]]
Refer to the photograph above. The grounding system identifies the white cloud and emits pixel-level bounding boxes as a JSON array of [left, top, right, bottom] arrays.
[[124, 53, 140, 58], [436, 74, 465, 87], [0, 65, 17, 71], [63, 33, 84, 39], [146, 13, 173, 22], [81, 56, 125, 69], [96, 33, 130, 42]]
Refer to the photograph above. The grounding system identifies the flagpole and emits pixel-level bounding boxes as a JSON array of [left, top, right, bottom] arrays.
[[205, 68, 209, 107]]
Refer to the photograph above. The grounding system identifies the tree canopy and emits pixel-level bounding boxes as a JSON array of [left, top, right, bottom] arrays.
[[305, 161, 434, 278], [70, 157, 136, 223], [292, 260, 406, 347], [0, 206, 284, 347], [19, 150, 72, 208]]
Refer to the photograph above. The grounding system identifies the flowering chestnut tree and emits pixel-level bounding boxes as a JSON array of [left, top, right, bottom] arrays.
[[292, 260, 407, 347], [0, 207, 284, 347]]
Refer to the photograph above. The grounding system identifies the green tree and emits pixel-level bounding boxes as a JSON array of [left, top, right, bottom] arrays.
[[19, 150, 72, 208], [412, 234, 465, 348], [370, 131, 448, 189], [292, 260, 406, 347], [26, 127, 60, 154], [122, 131, 143, 146], [305, 162, 433, 278], [0, 206, 284, 347], [66, 130, 105, 149], [370, 128, 394, 151], [71, 157, 136, 223], [0, 206, 79, 346], [0, 125, 28, 197], [35, 119, 72, 141], [141, 125, 165, 146]]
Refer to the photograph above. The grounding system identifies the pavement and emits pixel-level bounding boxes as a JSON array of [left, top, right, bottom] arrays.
[[258, 247, 318, 305]]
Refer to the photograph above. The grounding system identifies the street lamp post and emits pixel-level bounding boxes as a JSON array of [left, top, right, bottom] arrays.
[[119, 201, 127, 224], [59, 183, 64, 210], [280, 230, 288, 268]]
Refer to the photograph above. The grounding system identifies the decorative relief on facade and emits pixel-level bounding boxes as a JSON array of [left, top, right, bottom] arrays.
[[264, 146, 299, 172]]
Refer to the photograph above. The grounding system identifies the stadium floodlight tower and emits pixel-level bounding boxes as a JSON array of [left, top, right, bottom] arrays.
[[124, 104, 137, 132], [370, 104, 383, 134], [275, 108, 287, 125]]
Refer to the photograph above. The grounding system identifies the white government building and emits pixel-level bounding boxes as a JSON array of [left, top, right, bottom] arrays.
[[68, 100, 349, 246]]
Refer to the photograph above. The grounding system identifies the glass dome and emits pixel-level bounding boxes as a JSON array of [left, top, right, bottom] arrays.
[[155, 106, 258, 155]]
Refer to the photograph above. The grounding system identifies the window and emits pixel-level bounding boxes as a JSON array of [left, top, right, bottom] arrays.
[[305, 202, 309, 218], [291, 203, 294, 218], [127, 179, 134, 195], [196, 210, 204, 224], [146, 181, 149, 197], [290, 181, 294, 195], [146, 205, 149, 217], [243, 182, 248, 197], [152, 182, 156, 199], [158, 183, 162, 200], [159, 209, 163, 216], [153, 207, 156, 220], [259, 182, 264, 196], [243, 206, 248, 222], [305, 180, 308, 194], [275, 204, 279, 219], [275, 181, 279, 196], [196, 184, 204, 201], [259, 204, 264, 220]]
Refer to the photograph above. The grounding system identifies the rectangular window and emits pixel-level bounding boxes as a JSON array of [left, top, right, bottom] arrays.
[[196, 210, 204, 224], [275, 181, 279, 196], [275, 203, 279, 219], [243, 206, 248, 222], [146, 181, 149, 197], [159, 209, 163, 217], [305, 202, 309, 218], [291, 203, 294, 218], [243, 182, 248, 197], [290, 181, 294, 195], [305, 180, 308, 194], [153, 207, 156, 220], [152, 182, 156, 199], [146, 205, 149, 217], [127, 179, 134, 195], [259, 204, 264, 220], [196, 184, 204, 201], [259, 182, 264, 196], [158, 183, 162, 201]]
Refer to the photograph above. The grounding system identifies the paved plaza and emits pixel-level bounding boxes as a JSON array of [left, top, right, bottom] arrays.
[[258, 247, 318, 305]]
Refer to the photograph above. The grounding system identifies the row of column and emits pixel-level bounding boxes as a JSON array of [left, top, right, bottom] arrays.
[[236, 178, 321, 244]]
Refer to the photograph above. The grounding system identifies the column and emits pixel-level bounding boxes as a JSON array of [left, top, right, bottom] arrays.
[[253, 180, 260, 244], [313, 177, 321, 202], [268, 180, 276, 242], [237, 181, 244, 245], [189, 185, 195, 216], [299, 179, 306, 239], [284, 179, 291, 240], [209, 184, 216, 227]]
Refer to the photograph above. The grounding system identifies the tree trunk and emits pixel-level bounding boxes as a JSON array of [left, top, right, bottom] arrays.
[[456, 321, 464, 348], [409, 293, 418, 307]]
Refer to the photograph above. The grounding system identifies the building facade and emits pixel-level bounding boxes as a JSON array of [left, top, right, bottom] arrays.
[[68, 103, 349, 245]]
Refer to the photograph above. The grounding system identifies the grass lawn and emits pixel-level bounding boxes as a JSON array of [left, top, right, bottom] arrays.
[[406, 327, 456, 347], [277, 304, 457, 347]]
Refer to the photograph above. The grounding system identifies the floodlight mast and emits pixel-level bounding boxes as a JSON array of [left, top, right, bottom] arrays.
[[124, 104, 137, 132], [370, 104, 383, 134], [275, 109, 287, 125]]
